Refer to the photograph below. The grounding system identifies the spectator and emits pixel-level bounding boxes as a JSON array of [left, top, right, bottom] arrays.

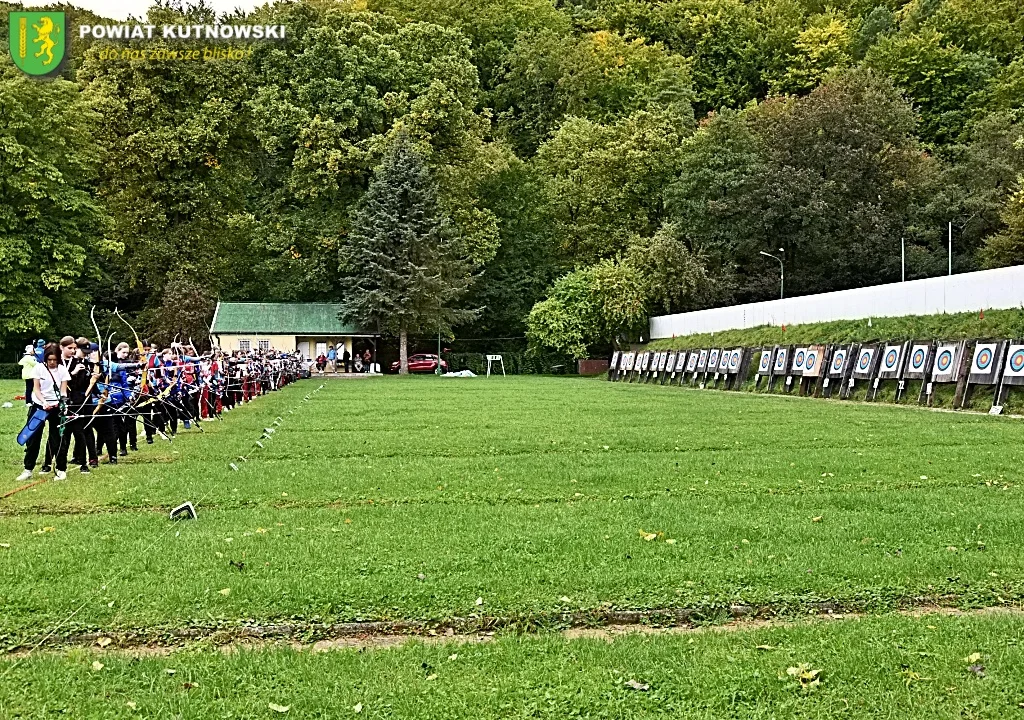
[[342, 348, 351, 373], [363, 348, 372, 373], [327, 345, 336, 374], [18, 344, 70, 482]]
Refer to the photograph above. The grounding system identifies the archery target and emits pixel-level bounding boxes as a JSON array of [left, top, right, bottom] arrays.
[[968, 342, 1001, 384], [610, 351, 620, 370], [878, 344, 904, 380], [708, 349, 720, 371], [802, 346, 824, 378], [624, 352, 635, 371], [717, 348, 730, 372], [829, 347, 848, 376], [697, 349, 709, 371], [757, 348, 774, 375], [791, 347, 807, 376], [665, 351, 677, 372], [641, 352, 651, 371], [1003, 344, 1024, 384], [931, 344, 959, 383], [774, 348, 788, 374], [674, 352, 687, 372], [686, 351, 699, 372], [905, 344, 930, 379], [852, 346, 876, 379], [657, 352, 668, 372], [728, 348, 742, 373]]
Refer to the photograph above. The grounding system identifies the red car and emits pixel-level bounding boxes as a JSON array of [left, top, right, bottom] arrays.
[[390, 354, 448, 374]]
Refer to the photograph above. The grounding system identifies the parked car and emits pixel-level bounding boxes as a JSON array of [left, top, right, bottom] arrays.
[[390, 354, 448, 374]]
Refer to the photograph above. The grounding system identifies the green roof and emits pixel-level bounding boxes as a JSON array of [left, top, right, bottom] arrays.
[[211, 303, 375, 336]]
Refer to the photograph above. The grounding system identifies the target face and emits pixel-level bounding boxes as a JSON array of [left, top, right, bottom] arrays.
[[687, 352, 698, 372], [911, 348, 925, 369], [805, 349, 817, 371], [625, 353, 635, 371], [759, 351, 771, 373], [774, 349, 787, 372], [931, 344, 959, 382], [698, 349, 709, 370], [641, 353, 650, 371], [718, 349, 730, 371], [675, 352, 687, 372], [657, 352, 667, 371], [972, 346, 993, 372], [611, 351, 620, 369], [708, 349, 720, 369], [830, 349, 847, 375], [858, 351, 871, 370], [1009, 347, 1024, 374], [793, 349, 806, 372], [729, 349, 741, 371], [884, 349, 898, 369]]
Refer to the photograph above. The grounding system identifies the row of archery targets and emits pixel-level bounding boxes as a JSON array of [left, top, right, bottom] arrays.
[[608, 340, 1024, 412]]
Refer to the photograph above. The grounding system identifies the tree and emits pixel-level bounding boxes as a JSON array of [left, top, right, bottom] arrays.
[[0, 63, 113, 349], [981, 181, 1024, 268], [339, 134, 476, 373], [525, 260, 646, 359]]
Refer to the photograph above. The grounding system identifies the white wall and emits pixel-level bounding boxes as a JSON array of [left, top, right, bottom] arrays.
[[650, 265, 1024, 338]]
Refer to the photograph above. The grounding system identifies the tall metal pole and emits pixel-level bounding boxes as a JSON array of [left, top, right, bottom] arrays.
[[901, 237, 905, 282], [760, 251, 784, 299], [948, 222, 952, 276]]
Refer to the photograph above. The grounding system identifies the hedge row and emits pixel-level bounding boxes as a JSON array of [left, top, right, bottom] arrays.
[[649, 308, 1024, 350], [0, 364, 21, 380], [444, 351, 577, 375]]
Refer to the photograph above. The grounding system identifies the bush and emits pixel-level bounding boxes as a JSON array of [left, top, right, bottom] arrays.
[[0, 364, 21, 380], [443, 350, 577, 375]]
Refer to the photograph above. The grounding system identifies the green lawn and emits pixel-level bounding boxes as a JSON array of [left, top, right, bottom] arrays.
[[1, 376, 1023, 716]]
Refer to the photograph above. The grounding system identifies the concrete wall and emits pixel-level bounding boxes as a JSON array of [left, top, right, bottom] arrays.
[[650, 265, 1024, 339]]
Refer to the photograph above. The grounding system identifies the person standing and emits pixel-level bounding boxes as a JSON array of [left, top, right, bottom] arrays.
[[363, 348, 372, 373], [18, 344, 70, 482], [342, 347, 351, 373], [65, 337, 98, 474], [326, 345, 336, 374]]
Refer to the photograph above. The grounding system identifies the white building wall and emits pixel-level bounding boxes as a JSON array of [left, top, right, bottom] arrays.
[[650, 265, 1024, 339]]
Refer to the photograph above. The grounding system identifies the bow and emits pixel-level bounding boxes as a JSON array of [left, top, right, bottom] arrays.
[[115, 308, 148, 395]]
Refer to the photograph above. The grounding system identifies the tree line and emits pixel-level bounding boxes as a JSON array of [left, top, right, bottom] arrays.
[[2, 0, 1022, 360]]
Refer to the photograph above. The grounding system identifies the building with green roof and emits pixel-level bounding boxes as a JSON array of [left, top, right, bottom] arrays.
[[211, 302, 378, 361]]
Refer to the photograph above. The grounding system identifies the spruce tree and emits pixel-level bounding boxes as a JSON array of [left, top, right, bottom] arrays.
[[339, 134, 475, 374]]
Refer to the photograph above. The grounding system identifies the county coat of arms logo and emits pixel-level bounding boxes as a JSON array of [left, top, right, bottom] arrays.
[[9, 12, 67, 77]]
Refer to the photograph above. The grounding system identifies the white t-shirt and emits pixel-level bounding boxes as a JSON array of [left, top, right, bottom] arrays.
[[32, 363, 70, 406]]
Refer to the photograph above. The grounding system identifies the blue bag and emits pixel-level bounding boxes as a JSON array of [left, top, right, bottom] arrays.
[[18, 407, 49, 446]]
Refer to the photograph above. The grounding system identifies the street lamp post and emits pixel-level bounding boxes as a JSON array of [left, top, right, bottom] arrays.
[[760, 249, 785, 300]]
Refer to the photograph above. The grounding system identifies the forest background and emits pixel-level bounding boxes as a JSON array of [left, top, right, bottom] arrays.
[[2, 0, 1023, 361]]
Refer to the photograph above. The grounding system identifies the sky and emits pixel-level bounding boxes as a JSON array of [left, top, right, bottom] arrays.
[[12, 0, 264, 21]]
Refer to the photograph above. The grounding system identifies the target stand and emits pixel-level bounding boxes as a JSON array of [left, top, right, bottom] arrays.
[[821, 344, 851, 398], [710, 348, 730, 389], [961, 340, 1008, 411], [994, 341, 1024, 411], [925, 340, 970, 407], [799, 345, 826, 396], [767, 346, 792, 393], [869, 341, 910, 402], [608, 351, 621, 381], [686, 350, 702, 386], [754, 347, 775, 391], [668, 350, 686, 385], [623, 351, 636, 382], [843, 344, 882, 399], [902, 342, 935, 404], [725, 348, 750, 390]]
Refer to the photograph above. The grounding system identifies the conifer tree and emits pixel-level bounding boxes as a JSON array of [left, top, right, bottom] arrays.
[[339, 134, 476, 374]]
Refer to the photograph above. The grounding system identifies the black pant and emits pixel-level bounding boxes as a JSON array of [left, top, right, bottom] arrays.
[[120, 409, 138, 451], [24, 404, 67, 472], [67, 403, 97, 467], [96, 409, 121, 460]]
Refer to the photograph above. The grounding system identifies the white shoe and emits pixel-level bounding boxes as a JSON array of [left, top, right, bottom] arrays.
[[16, 470, 32, 482], [54, 470, 67, 481]]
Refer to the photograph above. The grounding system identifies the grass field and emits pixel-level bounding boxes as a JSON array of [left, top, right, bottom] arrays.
[[2, 376, 1023, 717]]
